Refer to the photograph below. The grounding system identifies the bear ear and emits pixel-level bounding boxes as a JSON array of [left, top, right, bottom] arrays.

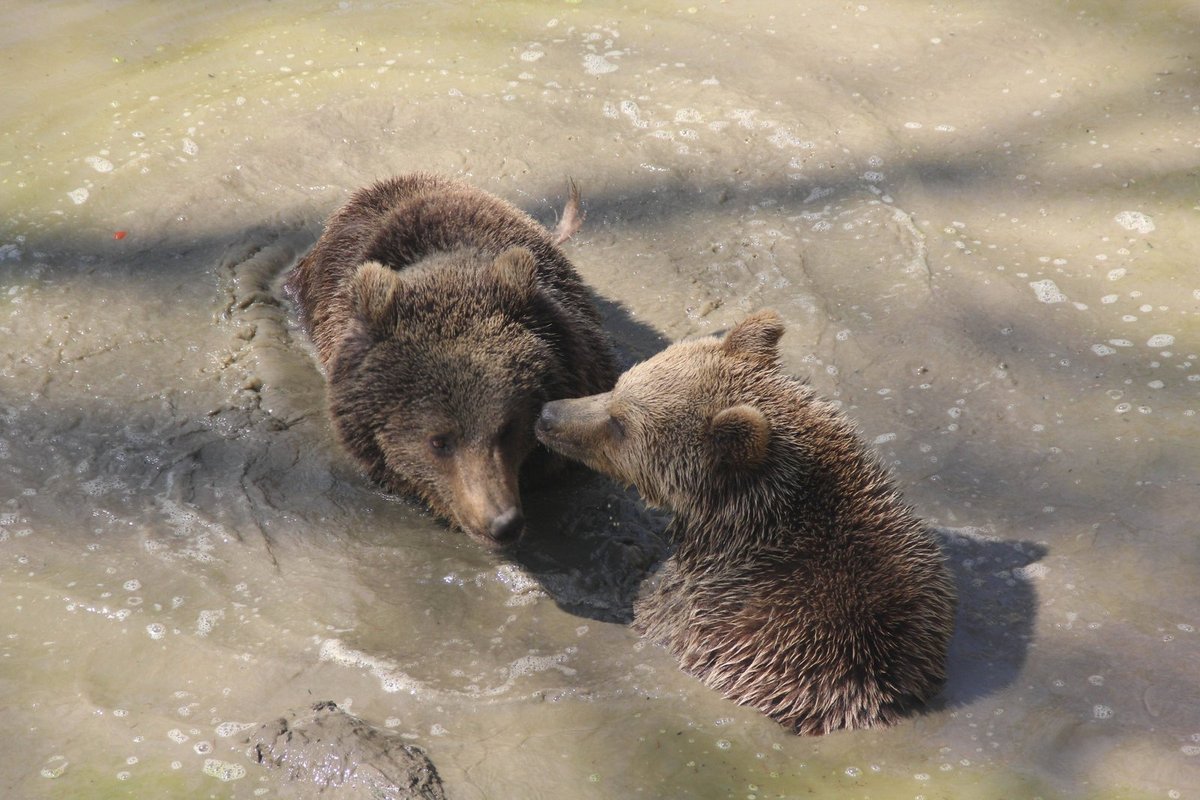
[[349, 260, 403, 332], [490, 246, 539, 301], [710, 404, 770, 471], [722, 309, 785, 365]]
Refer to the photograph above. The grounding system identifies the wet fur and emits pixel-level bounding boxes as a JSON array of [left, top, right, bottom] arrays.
[[537, 311, 956, 733], [288, 174, 617, 542]]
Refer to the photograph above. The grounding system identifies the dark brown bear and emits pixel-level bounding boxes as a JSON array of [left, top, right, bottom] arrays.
[[535, 310, 956, 734], [288, 173, 617, 547]]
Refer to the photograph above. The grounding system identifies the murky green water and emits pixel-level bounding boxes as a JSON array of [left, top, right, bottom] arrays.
[[2, 1, 1198, 798]]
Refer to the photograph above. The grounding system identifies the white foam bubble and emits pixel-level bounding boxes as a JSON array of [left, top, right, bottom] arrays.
[[39, 755, 68, 779], [731, 108, 766, 129], [320, 638, 570, 701], [202, 759, 246, 782], [196, 609, 224, 636], [507, 653, 575, 679], [618, 100, 648, 128], [215, 721, 256, 738], [494, 563, 540, 595], [519, 50, 544, 62], [873, 432, 897, 444], [583, 53, 619, 75], [182, 138, 199, 156], [167, 728, 189, 744], [146, 623, 166, 640], [1092, 704, 1114, 719], [1091, 344, 1116, 356], [1107, 268, 1127, 281], [1147, 334, 1175, 348], [1014, 563, 1049, 579], [768, 129, 810, 149], [320, 639, 420, 694], [86, 156, 114, 173], [68, 188, 90, 205], [1114, 210, 1154, 234], [1029, 279, 1066, 303]]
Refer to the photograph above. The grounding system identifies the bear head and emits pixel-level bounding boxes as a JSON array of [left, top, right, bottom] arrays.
[[328, 246, 569, 548], [535, 309, 785, 515]]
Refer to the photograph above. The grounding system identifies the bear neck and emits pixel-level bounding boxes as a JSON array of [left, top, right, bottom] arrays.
[[667, 465, 794, 556]]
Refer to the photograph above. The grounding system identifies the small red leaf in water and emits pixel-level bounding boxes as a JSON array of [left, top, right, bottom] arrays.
[[113, 230, 127, 240]]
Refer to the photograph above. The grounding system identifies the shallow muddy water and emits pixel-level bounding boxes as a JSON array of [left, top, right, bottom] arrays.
[[2, 1, 1199, 798]]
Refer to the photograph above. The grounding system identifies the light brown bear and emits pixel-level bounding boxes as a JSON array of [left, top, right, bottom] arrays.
[[287, 174, 618, 547], [535, 310, 956, 734]]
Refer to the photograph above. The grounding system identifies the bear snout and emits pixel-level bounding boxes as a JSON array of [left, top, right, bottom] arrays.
[[536, 395, 611, 464], [488, 506, 525, 545], [535, 400, 582, 456], [535, 400, 565, 439]]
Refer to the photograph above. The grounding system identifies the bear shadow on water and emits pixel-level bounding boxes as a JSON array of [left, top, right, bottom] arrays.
[[512, 468, 670, 624], [934, 528, 1048, 708], [509, 296, 673, 625]]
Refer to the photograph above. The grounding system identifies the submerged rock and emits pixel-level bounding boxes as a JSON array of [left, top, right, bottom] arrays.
[[247, 701, 446, 800]]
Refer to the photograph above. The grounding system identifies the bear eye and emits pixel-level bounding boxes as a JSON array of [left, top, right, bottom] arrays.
[[428, 434, 454, 457]]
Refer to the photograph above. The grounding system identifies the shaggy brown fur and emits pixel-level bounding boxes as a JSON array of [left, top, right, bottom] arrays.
[[535, 310, 956, 734], [288, 174, 617, 547]]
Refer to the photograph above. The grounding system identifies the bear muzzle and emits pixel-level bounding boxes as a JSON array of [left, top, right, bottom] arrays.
[[535, 395, 609, 462], [534, 400, 565, 439], [487, 506, 525, 545], [457, 497, 525, 548], [450, 451, 526, 547]]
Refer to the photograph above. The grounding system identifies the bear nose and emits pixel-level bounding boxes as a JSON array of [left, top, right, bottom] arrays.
[[536, 402, 562, 435], [489, 507, 525, 544]]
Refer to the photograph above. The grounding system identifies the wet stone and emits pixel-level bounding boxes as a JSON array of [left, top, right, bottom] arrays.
[[247, 702, 446, 800]]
